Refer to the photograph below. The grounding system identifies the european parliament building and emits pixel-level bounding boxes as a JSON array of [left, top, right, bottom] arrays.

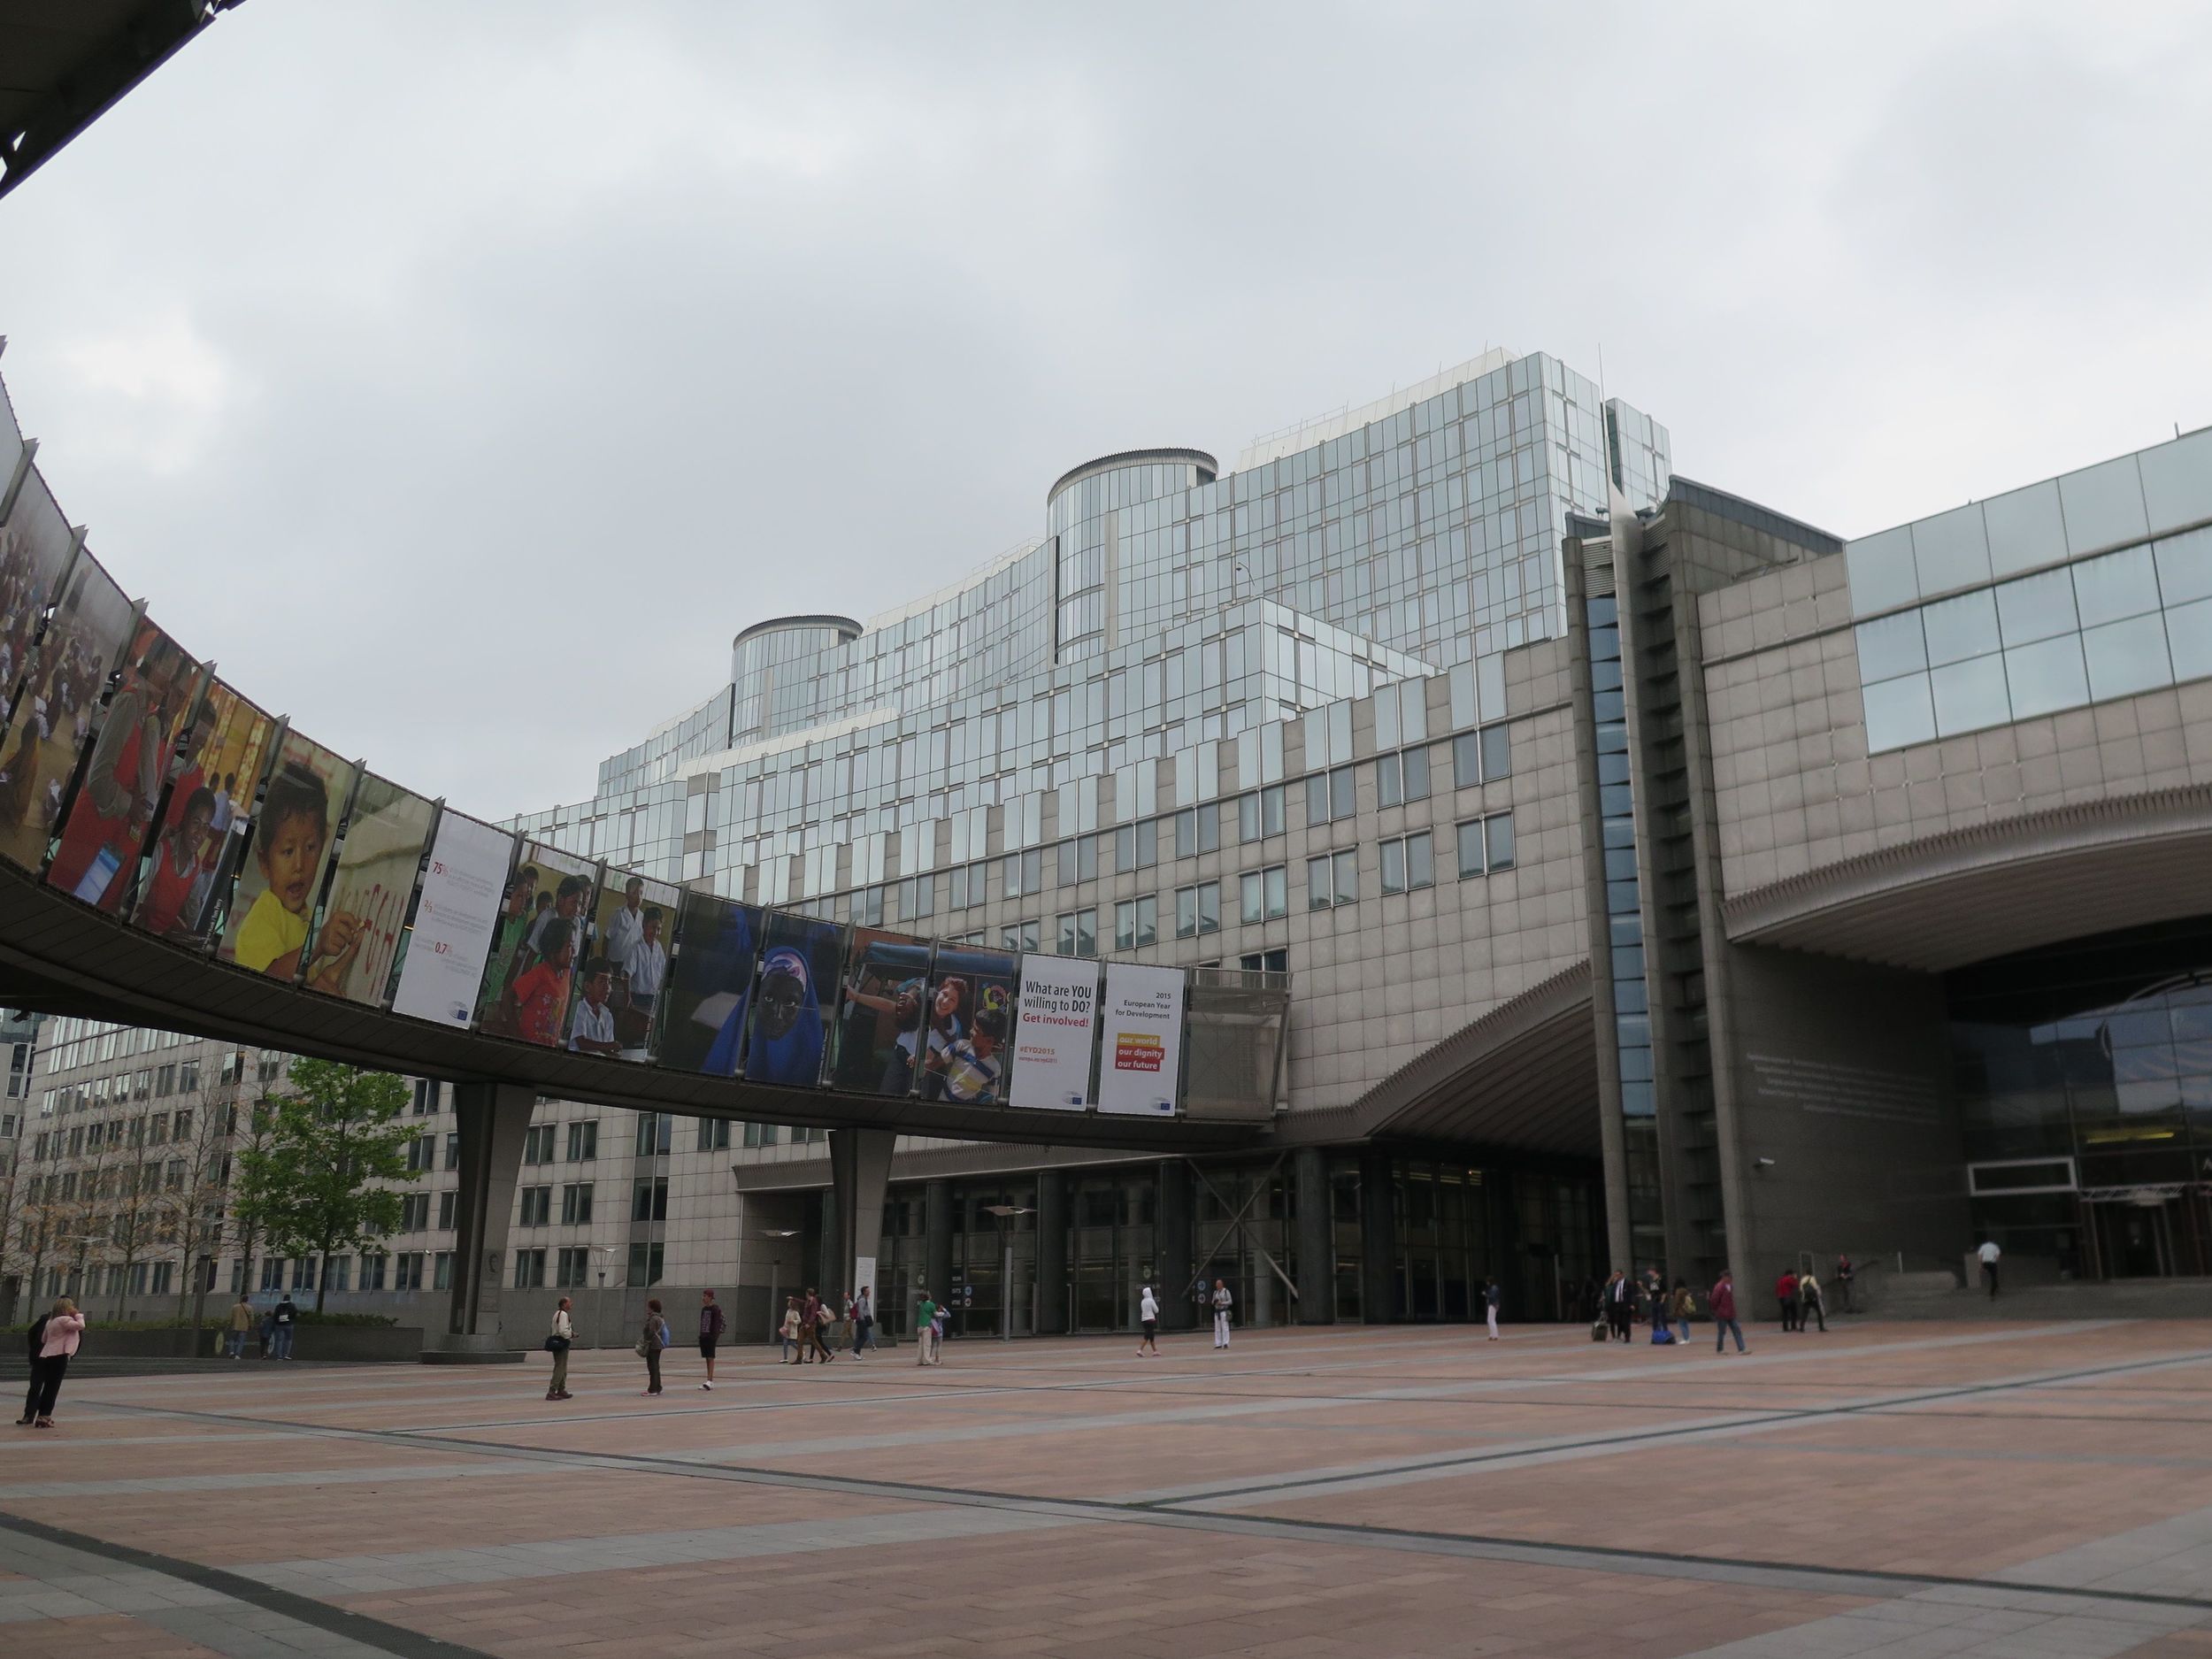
[[17, 346, 2212, 1335]]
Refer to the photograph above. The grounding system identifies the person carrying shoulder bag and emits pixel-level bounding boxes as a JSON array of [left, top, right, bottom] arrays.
[[637, 1298, 670, 1395], [545, 1297, 574, 1401]]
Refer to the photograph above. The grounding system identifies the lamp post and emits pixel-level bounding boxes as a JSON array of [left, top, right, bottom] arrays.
[[980, 1205, 1033, 1340], [757, 1229, 798, 1342], [589, 1245, 617, 1349]]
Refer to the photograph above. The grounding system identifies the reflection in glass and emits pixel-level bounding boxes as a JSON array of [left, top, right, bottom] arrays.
[[2167, 597, 2212, 687], [1863, 672, 1936, 750], [2071, 544, 2160, 629], [1855, 611, 1926, 682], [1996, 567, 2078, 647], [1921, 589, 2001, 666], [2154, 526, 2212, 607], [1931, 656, 2010, 736], [2081, 613, 2173, 703], [2001, 634, 2088, 720]]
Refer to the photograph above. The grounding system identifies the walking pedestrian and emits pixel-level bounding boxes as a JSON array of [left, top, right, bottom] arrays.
[[270, 1293, 298, 1361], [808, 1287, 836, 1363], [915, 1291, 941, 1365], [1210, 1279, 1234, 1349], [639, 1298, 670, 1395], [1834, 1254, 1856, 1314], [1799, 1271, 1827, 1333], [19, 1298, 85, 1427], [546, 1297, 574, 1400], [931, 1294, 949, 1357], [780, 1296, 803, 1363], [1978, 1238, 2001, 1299], [1484, 1278, 1502, 1341], [1670, 1279, 1695, 1345], [1710, 1270, 1747, 1354], [1775, 1268, 1800, 1333], [227, 1293, 254, 1359], [1137, 1285, 1160, 1356], [850, 1286, 873, 1356], [698, 1288, 726, 1389]]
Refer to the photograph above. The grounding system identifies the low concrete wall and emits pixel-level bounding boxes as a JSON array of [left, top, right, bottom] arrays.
[[59, 1325, 426, 1362]]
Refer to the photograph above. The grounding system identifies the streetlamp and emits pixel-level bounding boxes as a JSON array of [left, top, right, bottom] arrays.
[[980, 1206, 1033, 1340], [757, 1230, 798, 1341]]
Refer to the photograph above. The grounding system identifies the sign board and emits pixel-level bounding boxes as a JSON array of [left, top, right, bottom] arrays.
[[1009, 955, 1099, 1110], [1096, 962, 1185, 1117], [391, 813, 515, 1026]]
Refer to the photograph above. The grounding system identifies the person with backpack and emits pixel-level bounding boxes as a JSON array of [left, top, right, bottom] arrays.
[[697, 1288, 726, 1390], [270, 1294, 299, 1360], [18, 1298, 85, 1428], [1798, 1271, 1827, 1333], [638, 1298, 670, 1395], [1711, 1270, 1747, 1355], [546, 1297, 574, 1401], [850, 1286, 874, 1357]]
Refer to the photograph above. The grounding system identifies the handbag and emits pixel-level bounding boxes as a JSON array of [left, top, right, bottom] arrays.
[[634, 1337, 652, 1358], [544, 1335, 571, 1354]]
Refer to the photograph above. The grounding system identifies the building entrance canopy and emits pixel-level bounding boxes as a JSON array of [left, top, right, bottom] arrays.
[[0, 371, 1282, 1152]]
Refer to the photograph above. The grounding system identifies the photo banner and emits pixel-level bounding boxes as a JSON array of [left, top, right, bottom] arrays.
[[0, 472, 75, 742], [474, 839, 595, 1046], [390, 811, 515, 1027], [922, 943, 1018, 1105], [0, 537, 134, 873], [584, 869, 680, 1061], [310, 771, 435, 1007], [1009, 955, 1100, 1112], [658, 891, 761, 1075], [44, 620, 201, 911], [127, 679, 277, 944], [827, 927, 933, 1097], [1096, 962, 1186, 1117], [741, 912, 841, 1087], [217, 731, 358, 987]]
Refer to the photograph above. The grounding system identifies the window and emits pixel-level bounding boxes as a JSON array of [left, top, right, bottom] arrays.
[[1457, 811, 1517, 876], [294, 1256, 316, 1290], [1112, 820, 1157, 873], [566, 1120, 597, 1162], [1307, 850, 1358, 909], [442, 1132, 459, 1170], [1113, 895, 1158, 950], [1172, 806, 1221, 860], [399, 1192, 430, 1233], [1305, 766, 1355, 826], [1380, 832, 1435, 895], [1002, 847, 1042, 899], [326, 1256, 351, 1294], [396, 1253, 426, 1291], [633, 1175, 669, 1222], [178, 1060, 198, 1092], [1452, 722, 1512, 787], [1175, 882, 1220, 937], [634, 1113, 672, 1156], [260, 1256, 284, 1291], [556, 1246, 593, 1288], [1239, 864, 1289, 923], [433, 1251, 454, 1291], [1055, 910, 1097, 957], [512, 1248, 546, 1290], [438, 1189, 457, 1230], [518, 1186, 552, 1226], [695, 1118, 731, 1152], [1000, 918, 1041, 951], [523, 1124, 556, 1164], [561, 1182, 595, 1225], [359, 1254, 388, 1292], [626, 1241, 665, 1286], [155, 1064, 174, 1098], [1065, 835, 1098, 884], [1240, 948, 1289, 973], [1376, 747, 1431, 808], [412, 1079, 439, 1115], [1236, 785, 1285, 841]]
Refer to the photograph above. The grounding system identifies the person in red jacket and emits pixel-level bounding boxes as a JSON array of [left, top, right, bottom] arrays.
[[1776, 1268, 1801, 1333], [1710, 1271, 1746, 1355]]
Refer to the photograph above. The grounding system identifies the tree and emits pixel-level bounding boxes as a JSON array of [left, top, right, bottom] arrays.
[[166, 1086, 240, 1331], [234, 1059, 416, 1312], [227, 1089, 280, 1302]]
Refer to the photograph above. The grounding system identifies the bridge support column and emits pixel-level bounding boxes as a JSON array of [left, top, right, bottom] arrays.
[[1033, 1170, 1069, 1335], [828, 1126, 894, 1310], [442, 1080, 533, 1354], [1294, 1148, 1334, 1325], [923, 1179, 954, 1313], [1156, 1161, 1194, 1333]]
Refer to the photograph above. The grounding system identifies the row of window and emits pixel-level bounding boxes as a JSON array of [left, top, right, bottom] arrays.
[[511, 1242, 662, 1289], [29, 1105, 199, 1162], [1307, 814, 1518, 909]]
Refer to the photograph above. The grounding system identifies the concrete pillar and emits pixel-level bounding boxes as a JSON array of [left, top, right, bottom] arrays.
[[444, 1081, 533, 1349], [828, 1126, 895, 1307], [1359, 1153, 1396, 1325], [1294, 1148, 1334, 1325], [1156, 1160, 1194, 1332], [923, 1179, 954, 1307], [1033, 1170, 1069, 1336]]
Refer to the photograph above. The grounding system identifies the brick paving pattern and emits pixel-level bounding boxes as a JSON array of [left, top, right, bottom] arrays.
[[5, 1319, 2212, 1655]]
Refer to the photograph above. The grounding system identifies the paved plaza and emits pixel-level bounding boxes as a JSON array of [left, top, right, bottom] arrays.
[[6, 1320, 2212, 1657]]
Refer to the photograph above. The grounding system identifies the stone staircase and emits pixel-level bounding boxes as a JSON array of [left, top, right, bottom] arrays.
[[1862, 1272, 2212, 1321]]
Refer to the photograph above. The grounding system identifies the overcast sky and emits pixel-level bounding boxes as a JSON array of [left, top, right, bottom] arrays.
[[3, 3, 2208, 819]]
